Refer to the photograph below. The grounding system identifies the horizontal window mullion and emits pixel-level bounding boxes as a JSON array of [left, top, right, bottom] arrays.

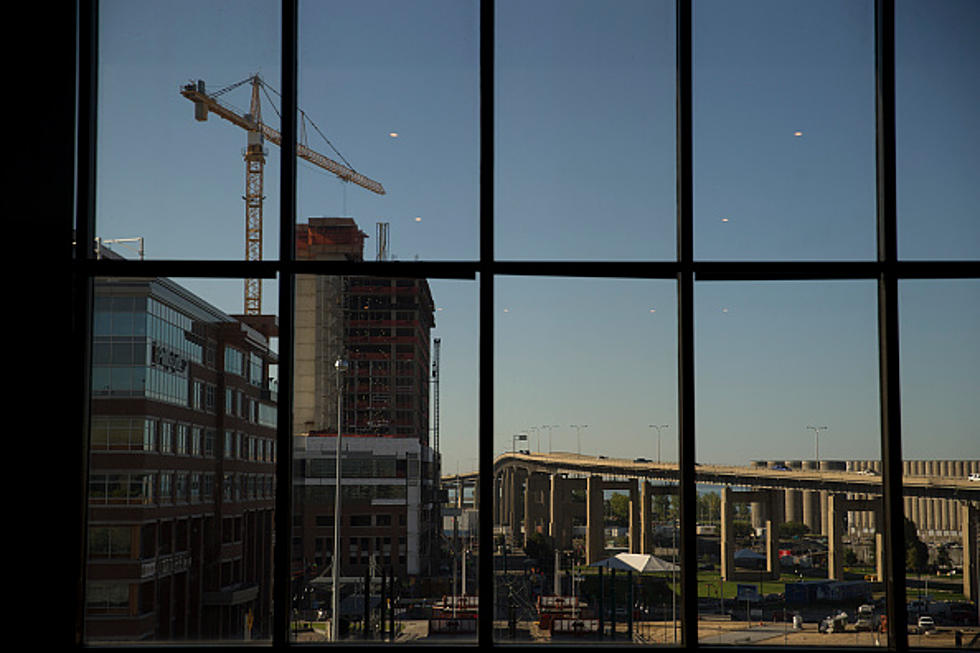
[[74, 258, 977, 283], [75, 259, 280, 280]]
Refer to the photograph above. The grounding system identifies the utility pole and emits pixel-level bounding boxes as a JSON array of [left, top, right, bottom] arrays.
[[331, 359, 349, 641]]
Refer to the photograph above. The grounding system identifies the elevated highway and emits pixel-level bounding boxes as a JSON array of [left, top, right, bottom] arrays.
[[443, 451, 980, 500], [442, 452, 979, 599]]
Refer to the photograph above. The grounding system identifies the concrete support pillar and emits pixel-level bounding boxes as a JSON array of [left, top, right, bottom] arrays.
[[628, 480, 640, 554], [586, 476, 604, 565], [820, 491, 829, 536], [494, 474, 502, 526], [770, 489, 785, 529], [764, 490, 781, 578], [640, 481, 653, 554], [803, 490, 821, 535], [549, 474, 572, 550], [507, 467, 525, 543], [524, 472, 549, 548], [785, 489, 803, 525], [827, 494, 845, 580], [803, 461, 821, 534], [751, 488, 765, 531], [720, 486, 735, 580], [962, 503, 978, 602]]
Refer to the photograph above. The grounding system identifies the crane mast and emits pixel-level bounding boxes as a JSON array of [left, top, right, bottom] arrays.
[[181, 75, 385, 314]]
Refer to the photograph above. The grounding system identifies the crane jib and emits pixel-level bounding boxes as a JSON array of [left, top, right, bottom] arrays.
[[179, 84, 386, 196]]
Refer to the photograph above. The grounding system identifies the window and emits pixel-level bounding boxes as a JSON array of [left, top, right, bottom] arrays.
[[88, 526, 132, 559], [159, 422, 172, 454], [175, 423, 188, 455], [71, 0, 979, 648], [224, 347, 244, 377]]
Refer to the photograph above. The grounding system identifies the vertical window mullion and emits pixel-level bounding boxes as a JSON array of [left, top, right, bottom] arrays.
[[875, 0, 908, 649], [75, 0, 98, 645], [273, 0, 298, 645], [478, 0, 495, 647], [676, 0, 698, 646]]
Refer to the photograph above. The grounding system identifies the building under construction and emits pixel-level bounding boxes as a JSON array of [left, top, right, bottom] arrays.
[[292, 217, 443, 597]]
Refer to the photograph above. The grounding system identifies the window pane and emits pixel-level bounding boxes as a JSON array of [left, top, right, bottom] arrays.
[[85, 277, 278, 643], [900, 280, 980, 647], [298, 1, 479, 262], [896, 0, 980, 260], [291, 273, 478, 642], [495, 0, 677, 260], [494, 277, 679, 642], [96, 0, 280, 272], [695, 281, 884, 645], [694, 0, 876, 261]]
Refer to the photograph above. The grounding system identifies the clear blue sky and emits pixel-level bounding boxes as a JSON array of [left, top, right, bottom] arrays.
[[94, 0, 978, 474]]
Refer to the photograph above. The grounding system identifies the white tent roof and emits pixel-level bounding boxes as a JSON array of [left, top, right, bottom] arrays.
[[589, 553, 680, 572]]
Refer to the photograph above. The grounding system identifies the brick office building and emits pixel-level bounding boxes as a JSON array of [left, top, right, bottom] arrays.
[[86, 271, 278, 641], [292, 218, 442, 600]]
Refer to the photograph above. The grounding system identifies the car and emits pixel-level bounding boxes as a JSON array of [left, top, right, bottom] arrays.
[[917, 615, 936, 633], [634, 457, 652, 463], [857, 469, 879, 476], [969, 473, 980, 482], [597, 455, 607, 459], [772, 465, 791, 471]]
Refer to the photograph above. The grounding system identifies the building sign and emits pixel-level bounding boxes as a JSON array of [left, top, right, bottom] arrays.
[[736, 584, 760, 602], [151, 342, 189, 374]]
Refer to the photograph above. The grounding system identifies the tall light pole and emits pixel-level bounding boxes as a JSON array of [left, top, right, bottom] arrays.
[[570, 424, 589, 455], [541, 425, 559, 453], [331, 358, 349, 641], [648, 424, 669, 464], [806, 425, 827, 464], [528, 426, 540, 452]]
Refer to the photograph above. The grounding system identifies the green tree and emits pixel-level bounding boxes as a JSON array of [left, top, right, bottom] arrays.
[[608, 492, 630, 525], [524, 532, 555, 572], [732, 520, 754, 540], [653, 494, 676, 522], [904, 517, 929, 572], [778, 521, 810, 538], [698, 491, 721, 523], [842, 547, 858, 567]]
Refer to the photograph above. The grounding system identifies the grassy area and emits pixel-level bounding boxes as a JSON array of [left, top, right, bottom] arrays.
[[573, 565, 968, 603]]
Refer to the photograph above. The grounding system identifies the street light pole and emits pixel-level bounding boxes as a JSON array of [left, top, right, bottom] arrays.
[[528, 426, 539, 452], [805, 425, 828, 464], [542, 424, 559, 453], [648, 424, 669, 464], [332, 358, 349, 641], [570, 424, 589, 455]]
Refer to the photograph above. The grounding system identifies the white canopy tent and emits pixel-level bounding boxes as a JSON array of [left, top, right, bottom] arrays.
[[588, 553, 680, 573]]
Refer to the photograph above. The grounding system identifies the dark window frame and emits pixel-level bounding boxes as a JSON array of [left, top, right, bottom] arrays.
[[66, 0, 979, 648]]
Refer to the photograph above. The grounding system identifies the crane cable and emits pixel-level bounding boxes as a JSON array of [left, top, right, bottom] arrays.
[[253, 76, 360, 174]]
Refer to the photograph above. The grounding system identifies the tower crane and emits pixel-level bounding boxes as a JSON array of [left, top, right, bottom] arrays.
[[180, 75, 385, 315]]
